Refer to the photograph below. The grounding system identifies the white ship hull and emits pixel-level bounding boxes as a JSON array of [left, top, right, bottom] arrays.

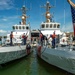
[[0, 45, 32, 64], [37, 45, 75, 74]]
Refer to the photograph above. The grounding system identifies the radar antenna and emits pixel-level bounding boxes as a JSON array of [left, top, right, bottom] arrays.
[[41, 1, 54, 23], [21, 5, 28, 25]]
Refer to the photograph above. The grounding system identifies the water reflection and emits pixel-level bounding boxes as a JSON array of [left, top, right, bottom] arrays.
[[0, 48, 74, 75]]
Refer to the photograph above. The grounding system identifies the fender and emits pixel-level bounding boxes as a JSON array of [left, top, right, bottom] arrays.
[[67, 0, 75, 8], [37, 46, 42, 56], [26, 44, 31, 54]]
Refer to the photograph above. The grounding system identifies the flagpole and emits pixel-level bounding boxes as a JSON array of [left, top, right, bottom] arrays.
[[70, 6, 75, 38], [64, 0, 65, 32], [67, 0, 75, 40]]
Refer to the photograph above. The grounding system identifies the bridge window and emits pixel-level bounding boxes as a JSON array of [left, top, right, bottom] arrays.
[[50, 24, 52, 28], [46, 24, 49, 28], [54, 24, 56, 28], [23, 26, 25, 29], [41, 24, 45, 28], [16, 26, 18, 29], [26, 26, 29, 30], [57, 24, 60, 28], [31, 33, 39, 37], [19, 26, 21, 29], [12, 26, 15, 30]]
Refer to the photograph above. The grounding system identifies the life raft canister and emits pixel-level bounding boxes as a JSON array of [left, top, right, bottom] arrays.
[[26, 44, 31, 54]]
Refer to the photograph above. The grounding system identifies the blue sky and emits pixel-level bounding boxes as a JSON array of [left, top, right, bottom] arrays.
[[0, 0, 75, 34]]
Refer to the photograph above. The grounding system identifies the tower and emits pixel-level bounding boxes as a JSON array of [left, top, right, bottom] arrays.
[[21, 5, 27, 25], [41, 1, 53, 23]]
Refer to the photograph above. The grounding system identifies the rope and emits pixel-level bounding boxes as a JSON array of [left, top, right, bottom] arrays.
[[13, 38, 27, 51], [19, 45, 26, 51], [41, 42, 48, 54], [41, 46, 47, 54]]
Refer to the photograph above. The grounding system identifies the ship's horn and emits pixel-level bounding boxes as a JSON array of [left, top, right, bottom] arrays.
[[67, 0, 75, 8]]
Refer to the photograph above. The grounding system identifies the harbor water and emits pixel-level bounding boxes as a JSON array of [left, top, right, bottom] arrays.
[[0, 48, 73, 75]]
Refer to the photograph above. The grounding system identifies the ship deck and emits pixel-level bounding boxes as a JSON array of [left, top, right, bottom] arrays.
[[0, 45, 26, 52]]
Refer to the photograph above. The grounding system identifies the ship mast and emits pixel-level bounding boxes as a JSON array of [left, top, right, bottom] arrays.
[[21, 5, 28, 25], [41, 1, 53, 23]]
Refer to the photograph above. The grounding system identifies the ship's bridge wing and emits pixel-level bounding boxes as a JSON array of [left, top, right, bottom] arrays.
[[41, 30, 63, 35]]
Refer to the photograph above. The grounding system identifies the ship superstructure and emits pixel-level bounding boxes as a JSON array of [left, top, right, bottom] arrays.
[[40, 1, 68, 45], [6, 5, 31, 44], [40, 1, 63, 36], [0, 3, 32, 65], [37, 1, 75, 74]]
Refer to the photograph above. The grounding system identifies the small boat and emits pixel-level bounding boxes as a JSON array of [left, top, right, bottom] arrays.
[[0, 4, 32, 64], [31, 30, 39, 47], [37, 1, 75, 74]]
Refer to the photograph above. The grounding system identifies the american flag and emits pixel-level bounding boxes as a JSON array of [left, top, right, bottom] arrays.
[[70, 5, 75, 36]]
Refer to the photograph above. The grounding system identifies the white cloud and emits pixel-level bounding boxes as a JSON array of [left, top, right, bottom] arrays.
[[0, 15, 18, 22], [0, 23, 11, 29], [0, 30, 8, 36], [0, 30, 7, 33], [2, 18, 8, 21], [0, 0, 14, 10], [0, 15, 19, 31], [6, 16, 18, 19]]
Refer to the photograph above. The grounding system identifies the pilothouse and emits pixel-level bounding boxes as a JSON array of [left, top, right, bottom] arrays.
[[6, 5, 31, 45], [40, 1, 63, 36], [37, 1, 75, 74], [0, 3, 32, 65]]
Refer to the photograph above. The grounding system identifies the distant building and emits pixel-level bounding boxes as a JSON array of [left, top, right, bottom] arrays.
[[31, 30, 40, 43], [65, 32, 74, 37]]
